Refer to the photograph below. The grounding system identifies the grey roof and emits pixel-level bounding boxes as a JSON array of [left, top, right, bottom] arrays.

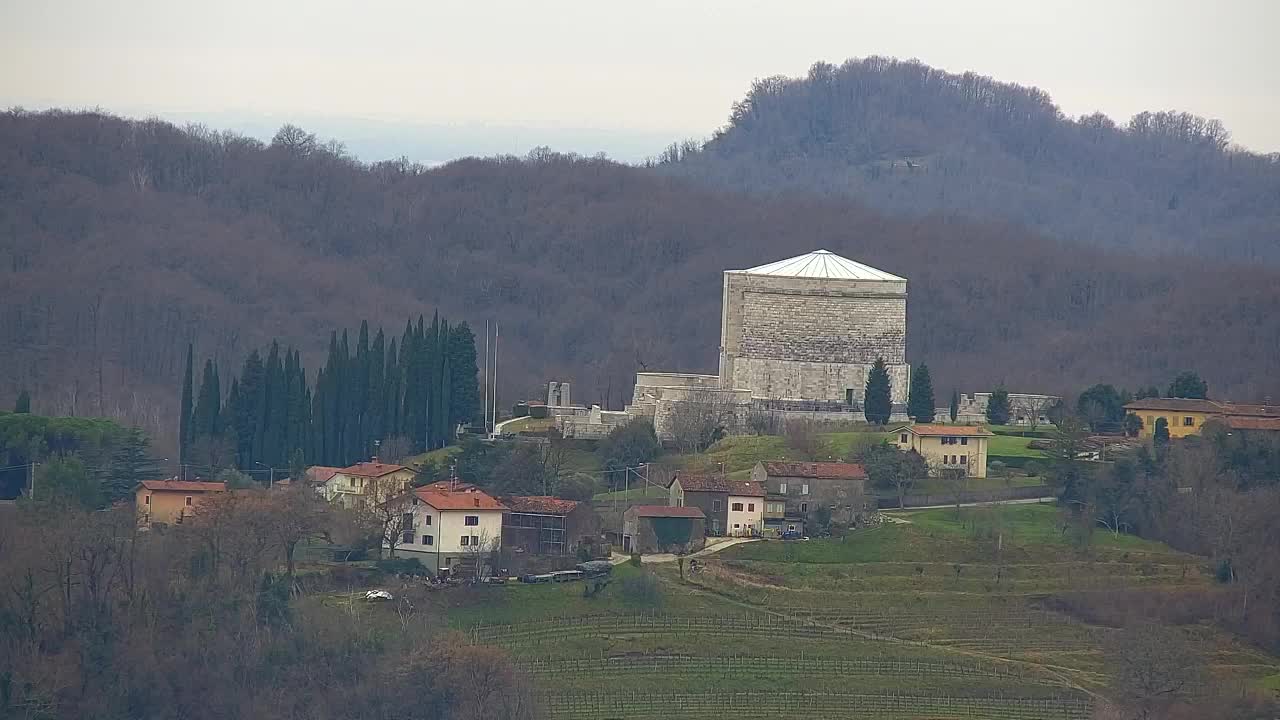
[[730, 250, 905, 282]]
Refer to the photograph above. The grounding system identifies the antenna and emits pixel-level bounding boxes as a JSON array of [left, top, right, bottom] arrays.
[[482, 321, 488, 434], [492, 320, 499, 436]]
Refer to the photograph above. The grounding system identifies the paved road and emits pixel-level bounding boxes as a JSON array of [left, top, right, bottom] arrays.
[[889, 496, 1055, 512], [637, 536, 761, 564]]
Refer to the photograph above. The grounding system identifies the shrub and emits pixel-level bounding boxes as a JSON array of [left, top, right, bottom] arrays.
[[619, 571, 662, 606]]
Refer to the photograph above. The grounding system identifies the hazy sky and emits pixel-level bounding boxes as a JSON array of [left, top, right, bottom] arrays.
[[3, 0, 1278, 160]]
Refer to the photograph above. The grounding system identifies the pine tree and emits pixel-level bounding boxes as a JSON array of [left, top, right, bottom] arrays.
[[950, 390, 959, 422], [180, 344, 194, 464], [14, 389, 31, 413], [986, 387, 1012, 425], [107, 427, 162, 502], [907, 363, 935, 422], [864, 357, 892, 425]]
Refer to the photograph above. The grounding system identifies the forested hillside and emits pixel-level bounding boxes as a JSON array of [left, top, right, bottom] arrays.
[[3, 110, 1280, 452], [663, 57, 1280, 262]]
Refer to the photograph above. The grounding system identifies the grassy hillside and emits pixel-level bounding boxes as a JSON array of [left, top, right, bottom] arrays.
[[420, 503, 1278, 718]]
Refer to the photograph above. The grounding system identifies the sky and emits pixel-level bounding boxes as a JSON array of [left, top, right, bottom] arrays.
[[2, 0, 1277, 162]]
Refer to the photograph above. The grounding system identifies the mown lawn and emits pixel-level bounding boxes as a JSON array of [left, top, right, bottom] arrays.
[[987, 434, 1048, 458]]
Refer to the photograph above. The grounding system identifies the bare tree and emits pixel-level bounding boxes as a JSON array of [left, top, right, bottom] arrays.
[[667, 390, 741, 453], [268, 481, 333, 580], [1104, 621, 1203, 720], [377, 434, 414, 465], [784, 418, 824, 459], [460, 529, 499, 581], [356, 474, 417, 559]]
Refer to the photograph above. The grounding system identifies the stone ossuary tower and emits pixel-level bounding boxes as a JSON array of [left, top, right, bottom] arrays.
[[718, 249, 910, 405]]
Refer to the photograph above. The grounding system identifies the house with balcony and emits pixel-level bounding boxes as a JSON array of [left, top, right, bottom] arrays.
[[321, 459, 416, 508]]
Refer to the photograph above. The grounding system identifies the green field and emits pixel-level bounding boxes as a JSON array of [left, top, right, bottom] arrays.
[[987, 434, 1048, 458], [411, 501, 1278, 718]]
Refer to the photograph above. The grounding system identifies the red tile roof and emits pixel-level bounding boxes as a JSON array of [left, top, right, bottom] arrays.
[[340, 462, 411, 478], [760, 461, 868, 480], [138, 480, 226, 493], [674, 474, 730, 493], [501, 495, 581, 514], [306, 466, 343, 485], [1223, 416, 1280, 431], [728, 480, 766, 497], [413, 485, 506, 511], [628, 505, 706, 519], [906, 424, 995, 437]]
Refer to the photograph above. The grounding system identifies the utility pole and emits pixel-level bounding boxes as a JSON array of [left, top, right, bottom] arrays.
[[29, 461, 37, 500]]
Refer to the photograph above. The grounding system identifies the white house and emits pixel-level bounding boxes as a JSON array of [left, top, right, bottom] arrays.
[[322, 460, 416, 508], [725, 480, 765, 537], [392, 481, 507, 577]]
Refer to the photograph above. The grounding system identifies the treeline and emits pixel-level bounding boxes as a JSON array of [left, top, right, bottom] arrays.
[[664, 56, 1280, 263], [3, 109, 1280, 456], [181, 315, 480, 473], [1043, 417, 1280, 652], [0, 412, 158, 501], [0, 489, 539, 720]]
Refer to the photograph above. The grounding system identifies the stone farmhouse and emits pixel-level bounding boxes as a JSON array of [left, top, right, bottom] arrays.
[[947, 392, 1060, 426], [751, 461, 869, 535], [667, 473, 765, 536], [622, 505, 706, 554]]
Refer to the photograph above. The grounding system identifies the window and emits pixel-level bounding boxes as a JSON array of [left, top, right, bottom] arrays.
[[712, 499, 721, 512], [960, 455, 967, 465], [960, 437, 968, 446], [900, 433, 908, 443], [778, 483, 787, 494], [733, 523, 740, 529], [470, 535, 480, 547], [401, 512, 414, 529], [464, 515, 479, 526], [422, 535, 434, 546], [1183, 416, 1194, 427], [185, 496, 193, 506], [460, 536, 470, 547], [402, 531, 414, 544], [731, 502, 743, 511], [412, 497, 419, 506], [787, 524, 797, 532], [423, 515, 432, 526], [801, 484, 809, 495], [747, 503, 755, 512], [800, 502, 808, 513], [144, 495, 150, 505]]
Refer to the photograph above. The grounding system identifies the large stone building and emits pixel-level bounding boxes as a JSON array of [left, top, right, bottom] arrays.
[[628, 250, 911, 441], [720, 249, 910, 405]]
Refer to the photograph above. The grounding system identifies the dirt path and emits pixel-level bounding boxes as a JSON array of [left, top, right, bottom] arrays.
[[640, 536, 760, 564]]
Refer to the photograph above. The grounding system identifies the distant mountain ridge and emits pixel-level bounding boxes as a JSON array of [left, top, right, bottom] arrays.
[[661, 56, 1280, 263]]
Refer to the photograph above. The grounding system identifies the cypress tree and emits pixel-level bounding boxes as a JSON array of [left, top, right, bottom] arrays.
[[107, 427, 162, 501], [986, 387, 1012, 425], [448, 322, 481, 427], [237, 349, 265, 469], [180, 344, 194, 464], [864, 357, 892, 425], [369, 328, 385, 445], [264, 342, 288, 466], [950, 389, 959, 422], [192, 359, 221, 439], [14, 389, 31, 413], [385, 337, 401, 437], [907, 363, 936, 423]]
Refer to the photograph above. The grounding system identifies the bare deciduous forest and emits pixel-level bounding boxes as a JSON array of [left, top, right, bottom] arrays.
[[2, 95, 1279, 453], [663, 56, 1280, 263]]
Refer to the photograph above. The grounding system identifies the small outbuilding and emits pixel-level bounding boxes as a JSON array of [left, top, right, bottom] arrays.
[[500, 495, 602, 556], [622, 505, 706, 554]]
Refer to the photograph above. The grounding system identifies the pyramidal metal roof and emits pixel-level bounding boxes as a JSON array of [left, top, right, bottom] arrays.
[[731, 250, 906, 282]]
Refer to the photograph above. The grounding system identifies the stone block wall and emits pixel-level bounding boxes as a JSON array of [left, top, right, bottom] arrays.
[[719, 271, 908, 404]]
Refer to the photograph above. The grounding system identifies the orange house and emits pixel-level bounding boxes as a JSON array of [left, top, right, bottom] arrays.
[[135, 479, 227, 524]]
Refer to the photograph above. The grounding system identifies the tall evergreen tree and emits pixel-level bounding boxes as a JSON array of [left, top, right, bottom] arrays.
[[385, 337, 401, 438], [192, 359, 221, 439], [14, 389, 31, 413], [864, 357, 892, 425], [1167, 371, 1208, 399], [369, 328, 386, 444], [986, 387, 1012, 425], [950, 389, 959, 422], [235, 349, 265, 469], [179, 343, 194, 464], [907, 363, 936, 422], [106, 427, 163, 501], [448, 322, 481, 427]]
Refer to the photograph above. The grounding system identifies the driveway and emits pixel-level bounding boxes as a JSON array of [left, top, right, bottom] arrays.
[[638, 536, 760, 564]]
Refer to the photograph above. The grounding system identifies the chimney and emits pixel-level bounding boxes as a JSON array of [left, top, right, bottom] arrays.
[[474, 497, 480, 507], [371, 455, 379, 464]]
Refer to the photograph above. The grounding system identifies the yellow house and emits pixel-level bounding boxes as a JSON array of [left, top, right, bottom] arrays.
[[894, 424, 993, 479], [135, 479, 227, 524], [1123, 398, 1280, 440], [322, 460, 416, 508]]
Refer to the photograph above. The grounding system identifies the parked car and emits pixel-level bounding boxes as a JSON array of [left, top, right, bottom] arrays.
[[781, 530, 806, 541], [364, 590, 394, 602]]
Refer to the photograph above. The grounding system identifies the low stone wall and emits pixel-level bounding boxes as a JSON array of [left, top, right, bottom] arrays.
[[877, 485, 1053, 509]]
